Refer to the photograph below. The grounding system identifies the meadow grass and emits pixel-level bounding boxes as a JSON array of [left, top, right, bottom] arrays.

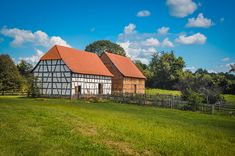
[[145, 88, 235, 105], [223, 94, 235, 106], [145, 88, 182, 96], [0, 96, 235, 156]]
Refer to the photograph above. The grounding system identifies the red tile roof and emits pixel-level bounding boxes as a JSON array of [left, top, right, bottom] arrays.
[[40, 45, 113, 77], [104, 52, 146, 79]]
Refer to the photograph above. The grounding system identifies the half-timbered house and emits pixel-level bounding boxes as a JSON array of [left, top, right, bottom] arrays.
[[32, 45, 113, 98], [101, 52, 146, 94]]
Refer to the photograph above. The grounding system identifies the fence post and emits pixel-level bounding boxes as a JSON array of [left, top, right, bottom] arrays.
[[211, 104, 215, 114]]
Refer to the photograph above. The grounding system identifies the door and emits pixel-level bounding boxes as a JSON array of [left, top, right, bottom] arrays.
[[75, 85, 81, 97], [134, 84, 137, 94], [98, 83, 103, 94]]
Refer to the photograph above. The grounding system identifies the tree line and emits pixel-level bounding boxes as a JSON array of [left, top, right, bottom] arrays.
[[85, 40, 235, 106], [0, 40, 234, 106], [0, 55, 39, 97], [135, 52, 235, 106]]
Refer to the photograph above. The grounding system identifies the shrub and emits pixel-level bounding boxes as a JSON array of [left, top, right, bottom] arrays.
[[27, 76, 40, 98]]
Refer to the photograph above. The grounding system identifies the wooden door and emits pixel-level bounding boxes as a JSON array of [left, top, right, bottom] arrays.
[[134, 84, 137, 94], [98, 83, 103, 94], [75, 85, 81, 97]]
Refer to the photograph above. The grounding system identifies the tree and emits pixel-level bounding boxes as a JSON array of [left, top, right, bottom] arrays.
[[195, 68, 208, 74], [17, 60, 33, 78], [149, 51, 185, 89], [135, 60, 153, 78], [229, 63, 235, 73], [27, 76, 40, 98], [85, 40, 126, 56], [176, 72, 223, 110], [0, 55, 23, 95], [17, 60, 34, 93]]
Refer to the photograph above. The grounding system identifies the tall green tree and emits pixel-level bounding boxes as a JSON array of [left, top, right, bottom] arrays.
[[149, 51, 185, 89], [135, 60, 153, 78], [176, 72, 223, 108], [85, 40, 126, 56], [17, 60, 33, 78], [17, 60, 34, 93], [0, 55, 23, 95]]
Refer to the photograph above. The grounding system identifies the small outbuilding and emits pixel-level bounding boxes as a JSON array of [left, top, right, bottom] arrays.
[[101, 52, 146, 94], [32, 45, 113, 98]]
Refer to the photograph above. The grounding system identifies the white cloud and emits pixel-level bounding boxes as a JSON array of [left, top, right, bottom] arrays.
[[166, 0, 197, 18], [19, 49, 44, 64], [186, 13, 214, 28], [162, 38, 174, 47], [50, 36, 70, 47], [1, 27, 71, 47], [144, 38, 160, 46], [137, 10, 151, 17], [124, 23, 136, 34], [175, 33, 207, 45], [117, 23, 180, 63], [184, 66, 196, 72], [208, 69, 217, 73], [117, 24, 176, 64], [117, 41, 156, 64], [222, 57, 230, 62], [226, 62, 234, 67], [157, 27, 170, 35]]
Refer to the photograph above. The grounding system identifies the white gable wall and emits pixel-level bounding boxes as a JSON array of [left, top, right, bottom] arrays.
[[33, 59, 71, 96], [33, 59, 112, 97]]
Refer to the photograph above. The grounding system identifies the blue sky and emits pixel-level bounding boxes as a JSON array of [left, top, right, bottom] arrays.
[[0, 0, 234, 73]]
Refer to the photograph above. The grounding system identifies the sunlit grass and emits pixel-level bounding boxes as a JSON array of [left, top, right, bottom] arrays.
[[145, 88, 181, 96], [223, 94, 235, 105], [0, 96, 234, 155]]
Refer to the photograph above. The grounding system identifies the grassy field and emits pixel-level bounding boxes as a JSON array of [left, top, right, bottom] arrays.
[[223, 94, 235, 105], [145, 88, 181, 96], [145, 88, 235, 105], [0, 96, 235, 156]]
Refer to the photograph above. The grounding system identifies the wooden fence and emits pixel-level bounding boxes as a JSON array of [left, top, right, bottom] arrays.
[[83, 93, 235, 115]]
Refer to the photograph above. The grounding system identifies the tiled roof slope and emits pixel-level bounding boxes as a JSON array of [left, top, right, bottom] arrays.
[[40, 45, 113, 77], [103, 52, 146, 79]]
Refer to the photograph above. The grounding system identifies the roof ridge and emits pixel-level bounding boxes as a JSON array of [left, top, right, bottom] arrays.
[[56, 45, 98, 56], [54, 45, 62, 59], [104, 52, 146, 79], [40, 45, 113, 77]]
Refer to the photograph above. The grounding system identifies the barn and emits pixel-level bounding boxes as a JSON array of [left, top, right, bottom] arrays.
[[32, 45, 113, 98], [101, 52, 146, 94]]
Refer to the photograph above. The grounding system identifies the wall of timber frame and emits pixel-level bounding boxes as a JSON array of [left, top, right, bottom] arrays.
[[101, 54, 124, 92], [123, 77, 145, 94], [101, 53, 145, 94], [32, 59, 112, 98]]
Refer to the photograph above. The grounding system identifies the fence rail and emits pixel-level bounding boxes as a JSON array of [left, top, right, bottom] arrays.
[[1, 92, 234, 115], [81, 93, 235, 115]]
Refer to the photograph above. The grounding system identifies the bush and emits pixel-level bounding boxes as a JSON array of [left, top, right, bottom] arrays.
[[186, 90, 204, 111], [27, 76, 40, 98]]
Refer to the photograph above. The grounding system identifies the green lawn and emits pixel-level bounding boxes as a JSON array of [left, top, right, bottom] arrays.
[[145, 88, 235, 105], [223, 94, 235, 105], [0, 96, 235, 156], [145, 88, 181, 96]]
